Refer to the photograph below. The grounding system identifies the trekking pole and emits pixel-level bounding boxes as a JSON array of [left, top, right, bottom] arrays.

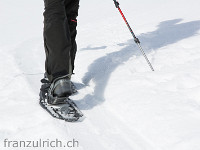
[[113, 0, 154, 71]]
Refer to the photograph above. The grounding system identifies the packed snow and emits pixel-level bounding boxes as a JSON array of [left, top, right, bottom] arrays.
[[0, 0, 200, 150]]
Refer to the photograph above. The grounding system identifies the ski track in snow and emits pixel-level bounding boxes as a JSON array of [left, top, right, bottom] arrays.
[[1, 0, 200, 150]]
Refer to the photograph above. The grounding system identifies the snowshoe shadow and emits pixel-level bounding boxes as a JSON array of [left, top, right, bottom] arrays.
[[76, 18, 200, 110], [73, 82, 86, 90]]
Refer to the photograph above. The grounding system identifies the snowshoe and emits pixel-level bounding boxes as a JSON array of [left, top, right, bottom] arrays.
[[39, 75, 83, 122]]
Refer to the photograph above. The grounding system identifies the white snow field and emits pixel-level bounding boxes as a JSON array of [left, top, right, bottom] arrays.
[[1, 0, 200, 149]]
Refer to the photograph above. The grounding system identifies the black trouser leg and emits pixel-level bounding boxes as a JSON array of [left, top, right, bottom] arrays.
[[65, 0, 79, 73], [43, 0, 79, 82]]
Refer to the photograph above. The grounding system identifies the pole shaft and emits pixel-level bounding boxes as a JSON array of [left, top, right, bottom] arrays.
[[117, 7, 137, 39], [137, 43, 155, 71], [113, 0, 154, 71]]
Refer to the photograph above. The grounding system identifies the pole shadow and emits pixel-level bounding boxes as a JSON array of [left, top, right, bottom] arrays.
[[75, 19, 200, 110]]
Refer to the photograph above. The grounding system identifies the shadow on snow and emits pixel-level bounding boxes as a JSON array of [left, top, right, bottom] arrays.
[[80, 45, 107, 51], [76, 19, 200, 110]]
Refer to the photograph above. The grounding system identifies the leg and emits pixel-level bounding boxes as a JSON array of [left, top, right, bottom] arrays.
[[64, 0, 80, 73], [43, 0, 72, 82]]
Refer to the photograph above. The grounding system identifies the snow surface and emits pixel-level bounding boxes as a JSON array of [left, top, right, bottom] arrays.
[[1, 0, 200, 150]]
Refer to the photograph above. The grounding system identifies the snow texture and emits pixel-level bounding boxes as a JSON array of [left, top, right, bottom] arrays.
[[0, 0, 200, 150]]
